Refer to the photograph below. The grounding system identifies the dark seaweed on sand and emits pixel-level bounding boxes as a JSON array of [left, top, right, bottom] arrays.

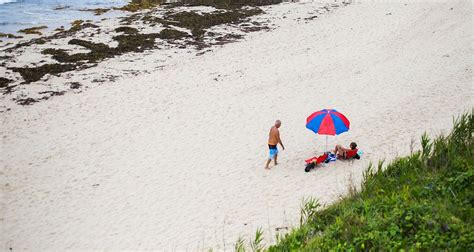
[[115, 26, 139, 34], [0, 77, 13, 88], [9, 64, 77, 83], [164, 8, 263, 39], [5, 0, 273, 91]]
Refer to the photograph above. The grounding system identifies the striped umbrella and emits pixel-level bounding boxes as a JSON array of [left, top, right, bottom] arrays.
[[306, 109, 350, 150]]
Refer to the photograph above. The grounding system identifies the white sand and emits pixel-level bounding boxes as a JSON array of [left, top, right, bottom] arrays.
[[1, 0, 473, 250]]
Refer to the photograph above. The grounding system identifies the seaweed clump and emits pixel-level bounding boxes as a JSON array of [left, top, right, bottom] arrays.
[[8, 2, 269, 85], [159, 28, 189, 40], [30, 27, 172, 83], [163, 0, 282, 9], [3, 20, 98, 53], [214, 33, 243, 44], [69, 82, 82, 89], [16, 91, 66, 105], [163, 8, 263, 39], [9, 64, 77, 83], [18, 26, 48, 35], [0, 77, 13, 88], [0, 33, 23, 39], [41, 30, 163, 65], [115, 26, 139, 34], [68, 20, 99, 33], [41, 48, 70, 62], [113, 33, 160, 53], [80, 8, 111, 15], [42, 39, 116, 63], [118, 0, 161, 12], [16, 98, 38, 105]]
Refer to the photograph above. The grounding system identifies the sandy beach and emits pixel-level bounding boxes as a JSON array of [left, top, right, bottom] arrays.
[[1, 0, 473, 250]]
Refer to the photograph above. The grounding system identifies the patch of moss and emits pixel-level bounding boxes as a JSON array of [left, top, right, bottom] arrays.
[[0, 77, 13, 88], [0, 33, 23, 39], [159, 28, 188, 40], [115, 26, 139, 34], [10, 64, 77, 83], [18, 26, 48, 35]]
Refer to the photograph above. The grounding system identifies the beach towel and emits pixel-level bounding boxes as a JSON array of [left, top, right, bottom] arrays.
[[305, 150, 363, 172], [327, 153, 337, 162], [304, 153, 329, 172]]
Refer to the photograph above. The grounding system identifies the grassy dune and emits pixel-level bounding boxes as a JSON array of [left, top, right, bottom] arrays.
[[267, 110, 473, 251]]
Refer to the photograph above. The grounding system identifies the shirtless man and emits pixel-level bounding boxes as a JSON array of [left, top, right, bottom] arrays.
[[265, 120, 285, 170]]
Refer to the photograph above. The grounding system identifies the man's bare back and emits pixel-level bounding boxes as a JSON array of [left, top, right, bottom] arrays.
[[268, 126, 280, 145], [265, 120, 285, 169]]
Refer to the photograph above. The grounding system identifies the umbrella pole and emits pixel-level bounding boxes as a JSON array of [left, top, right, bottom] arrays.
[[326, 135, 328, 152]]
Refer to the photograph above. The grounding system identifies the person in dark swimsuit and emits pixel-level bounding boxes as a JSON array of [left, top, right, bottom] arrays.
[[334, 142, 357, 159]]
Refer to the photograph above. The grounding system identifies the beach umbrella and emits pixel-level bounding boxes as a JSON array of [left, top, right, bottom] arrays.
[[306, 109, 350, 151]]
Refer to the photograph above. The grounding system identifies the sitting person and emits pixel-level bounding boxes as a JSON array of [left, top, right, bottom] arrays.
[[334, 142, 360, 160]]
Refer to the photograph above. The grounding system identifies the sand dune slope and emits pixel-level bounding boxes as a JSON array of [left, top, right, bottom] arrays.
[[1, 0, 473, 250]]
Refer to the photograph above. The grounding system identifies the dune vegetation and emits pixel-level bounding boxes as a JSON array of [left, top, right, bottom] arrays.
[[260, 110, 474, 251]]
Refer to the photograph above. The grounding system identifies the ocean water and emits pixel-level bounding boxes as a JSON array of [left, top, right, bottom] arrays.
[[0, 0, 129, 34]]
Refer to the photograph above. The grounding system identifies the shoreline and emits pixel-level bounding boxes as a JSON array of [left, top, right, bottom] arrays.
[[0, 0, 129, 35], [0, 0, 346, 112], [1, 0, 473, 250]]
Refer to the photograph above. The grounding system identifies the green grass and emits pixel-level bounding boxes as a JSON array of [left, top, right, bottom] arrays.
[[265, 110, 473, 251]]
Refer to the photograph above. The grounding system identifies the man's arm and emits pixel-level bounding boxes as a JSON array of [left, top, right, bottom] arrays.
[[277, 130, 285, 150]]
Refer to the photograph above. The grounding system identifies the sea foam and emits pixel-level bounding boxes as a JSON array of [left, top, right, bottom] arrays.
[[0, 0, 18, 5]]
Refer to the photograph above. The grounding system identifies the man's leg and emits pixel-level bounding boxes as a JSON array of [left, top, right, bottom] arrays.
[[274, 153, 278, 165], [265, 159, 271, 169]]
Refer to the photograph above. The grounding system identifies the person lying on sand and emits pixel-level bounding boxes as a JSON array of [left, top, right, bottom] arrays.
[[334, 142, 359, 159], [265, 120, 285, 170]]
